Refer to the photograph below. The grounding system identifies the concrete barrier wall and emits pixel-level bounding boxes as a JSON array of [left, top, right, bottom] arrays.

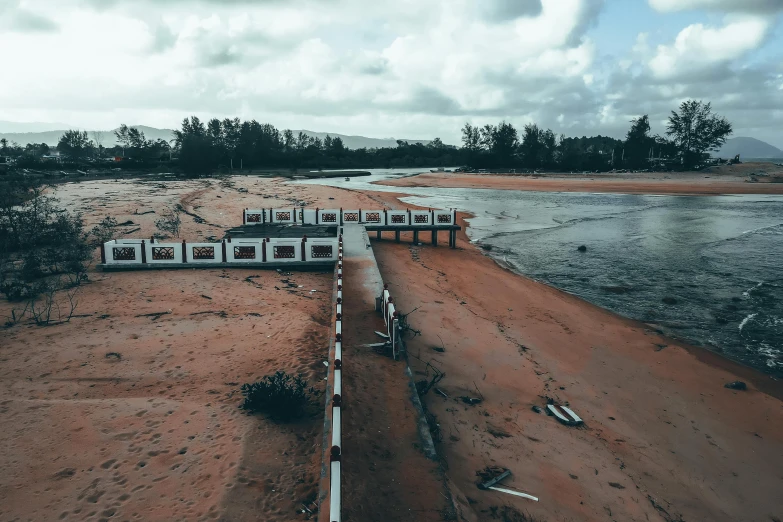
[[186, 242, 222, 264], [101, 237, 339, 266], [244, 208, 457, 227]]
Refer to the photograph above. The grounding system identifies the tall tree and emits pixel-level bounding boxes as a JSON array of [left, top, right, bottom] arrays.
[[520, 124, 543, 167], [491, 122, 519, 165], [624, 115, 653, 169], [479, 124, 495, 152], [114, 124, 131, 155], [57, 130, 93, 160], [461, 123, 480, 151], [666, 100, 732, 168], [90, 130, 107, 155]]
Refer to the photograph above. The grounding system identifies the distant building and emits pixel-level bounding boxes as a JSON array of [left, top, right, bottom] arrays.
[[41, 152, 62, 162]]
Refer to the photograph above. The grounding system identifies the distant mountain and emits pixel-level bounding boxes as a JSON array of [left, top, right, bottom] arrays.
[[0, 130, 67, 146], [0, 125, 436, 149], [0, 120, 72, 133], [714, 137, 783, 159], [289, 130, 434, 149], [0, 125, 176, 147]]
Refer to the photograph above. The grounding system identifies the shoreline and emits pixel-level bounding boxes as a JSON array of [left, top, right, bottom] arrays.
[[368, 190, 783, 398], [362, 187, 783, 521], [377, 167, 783, 196]]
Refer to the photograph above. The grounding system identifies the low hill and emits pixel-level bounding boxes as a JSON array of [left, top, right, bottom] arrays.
[[289, 130, 433, 149], [0, 125, 435, 150], [0, 126, 176, 147], [714, 137, 783, 159]]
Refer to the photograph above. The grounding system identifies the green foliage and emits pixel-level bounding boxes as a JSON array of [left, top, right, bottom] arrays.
[[88, 216, 118, 247], [168, 100, 728, 174], [57, 130, 93, 161], [0, 183, 92, 302], [240, 371, 316, 420], [154, 207, 181, 238], [114, 124, 171, 161], [667, 100, 733, 168]]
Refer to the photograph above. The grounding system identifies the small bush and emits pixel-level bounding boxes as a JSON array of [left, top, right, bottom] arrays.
[[88, 216, 118, 247], [240, 371, 316, 420], [154, 207, 181, 238]]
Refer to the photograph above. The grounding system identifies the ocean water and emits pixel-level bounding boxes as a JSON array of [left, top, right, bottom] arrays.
[[294, 170, 783, 377]]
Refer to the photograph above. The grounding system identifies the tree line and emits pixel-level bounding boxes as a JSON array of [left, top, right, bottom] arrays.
[[0, 99, 732, 174]]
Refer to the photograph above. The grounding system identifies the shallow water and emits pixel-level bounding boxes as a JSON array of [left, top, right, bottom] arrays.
[[295, 169, 783, 377]]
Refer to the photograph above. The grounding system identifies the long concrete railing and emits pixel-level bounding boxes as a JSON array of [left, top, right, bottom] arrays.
[[243, 208, 457, 227], [329, 234, 344, 522], [100, 236, 340, 267]]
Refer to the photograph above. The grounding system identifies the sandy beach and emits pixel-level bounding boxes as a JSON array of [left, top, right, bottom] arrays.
[[379, 162, 783, 195], [2, 174, 782, 521], [0, 178, 345, 522], [367, 204, 783, 521]]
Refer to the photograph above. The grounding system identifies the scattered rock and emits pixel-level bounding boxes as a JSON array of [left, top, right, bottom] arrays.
[[480, 244, 493, 251], [724, 381, 747, 391], [105, 352, 122, 361], [577, 245, 587, 252], [608, 482, 625, 489], [662, 297, 678, 305], [531, 405, 543, 414]]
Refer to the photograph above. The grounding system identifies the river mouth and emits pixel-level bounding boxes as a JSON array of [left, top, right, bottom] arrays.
[[293, 169, 783, 378]]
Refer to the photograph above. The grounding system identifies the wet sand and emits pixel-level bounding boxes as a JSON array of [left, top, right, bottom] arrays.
[[366, 193, 783, 521], [379, 163, 783, 195], [2, 175, 782, 521]]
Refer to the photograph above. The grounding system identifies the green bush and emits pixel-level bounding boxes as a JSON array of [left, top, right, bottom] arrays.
[[240, 371, 316, 420]]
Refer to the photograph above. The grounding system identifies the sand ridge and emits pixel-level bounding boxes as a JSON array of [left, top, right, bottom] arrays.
[[379, 163, 783, 195]]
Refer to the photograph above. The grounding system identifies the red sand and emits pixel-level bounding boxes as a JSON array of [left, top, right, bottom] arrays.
[[367, 193, 783, 521], [380, 163, 783, 195], [2, 176, 782, 521]]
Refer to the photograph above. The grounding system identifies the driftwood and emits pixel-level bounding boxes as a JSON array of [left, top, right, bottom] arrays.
[[135, 311, 171, 321]]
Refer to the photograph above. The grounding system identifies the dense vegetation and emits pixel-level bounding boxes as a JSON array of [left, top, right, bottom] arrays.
[[0, 174, 110, 325], [0, 99, 732, 175]]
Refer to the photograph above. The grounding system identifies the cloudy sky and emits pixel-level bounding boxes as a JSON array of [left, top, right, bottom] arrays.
[[1, 0, 782, 146]]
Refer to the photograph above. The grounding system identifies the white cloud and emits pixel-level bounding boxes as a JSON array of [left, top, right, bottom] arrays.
[[649, 0, 783, 13], [648, 17, 771, 79], [0, 0, 782, 147]]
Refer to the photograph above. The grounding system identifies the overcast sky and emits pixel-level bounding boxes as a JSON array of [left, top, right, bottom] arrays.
[[1, 0, 782, 146]]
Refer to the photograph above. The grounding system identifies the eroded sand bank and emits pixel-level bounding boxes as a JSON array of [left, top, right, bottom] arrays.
[[379, 163, 783, 195]]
